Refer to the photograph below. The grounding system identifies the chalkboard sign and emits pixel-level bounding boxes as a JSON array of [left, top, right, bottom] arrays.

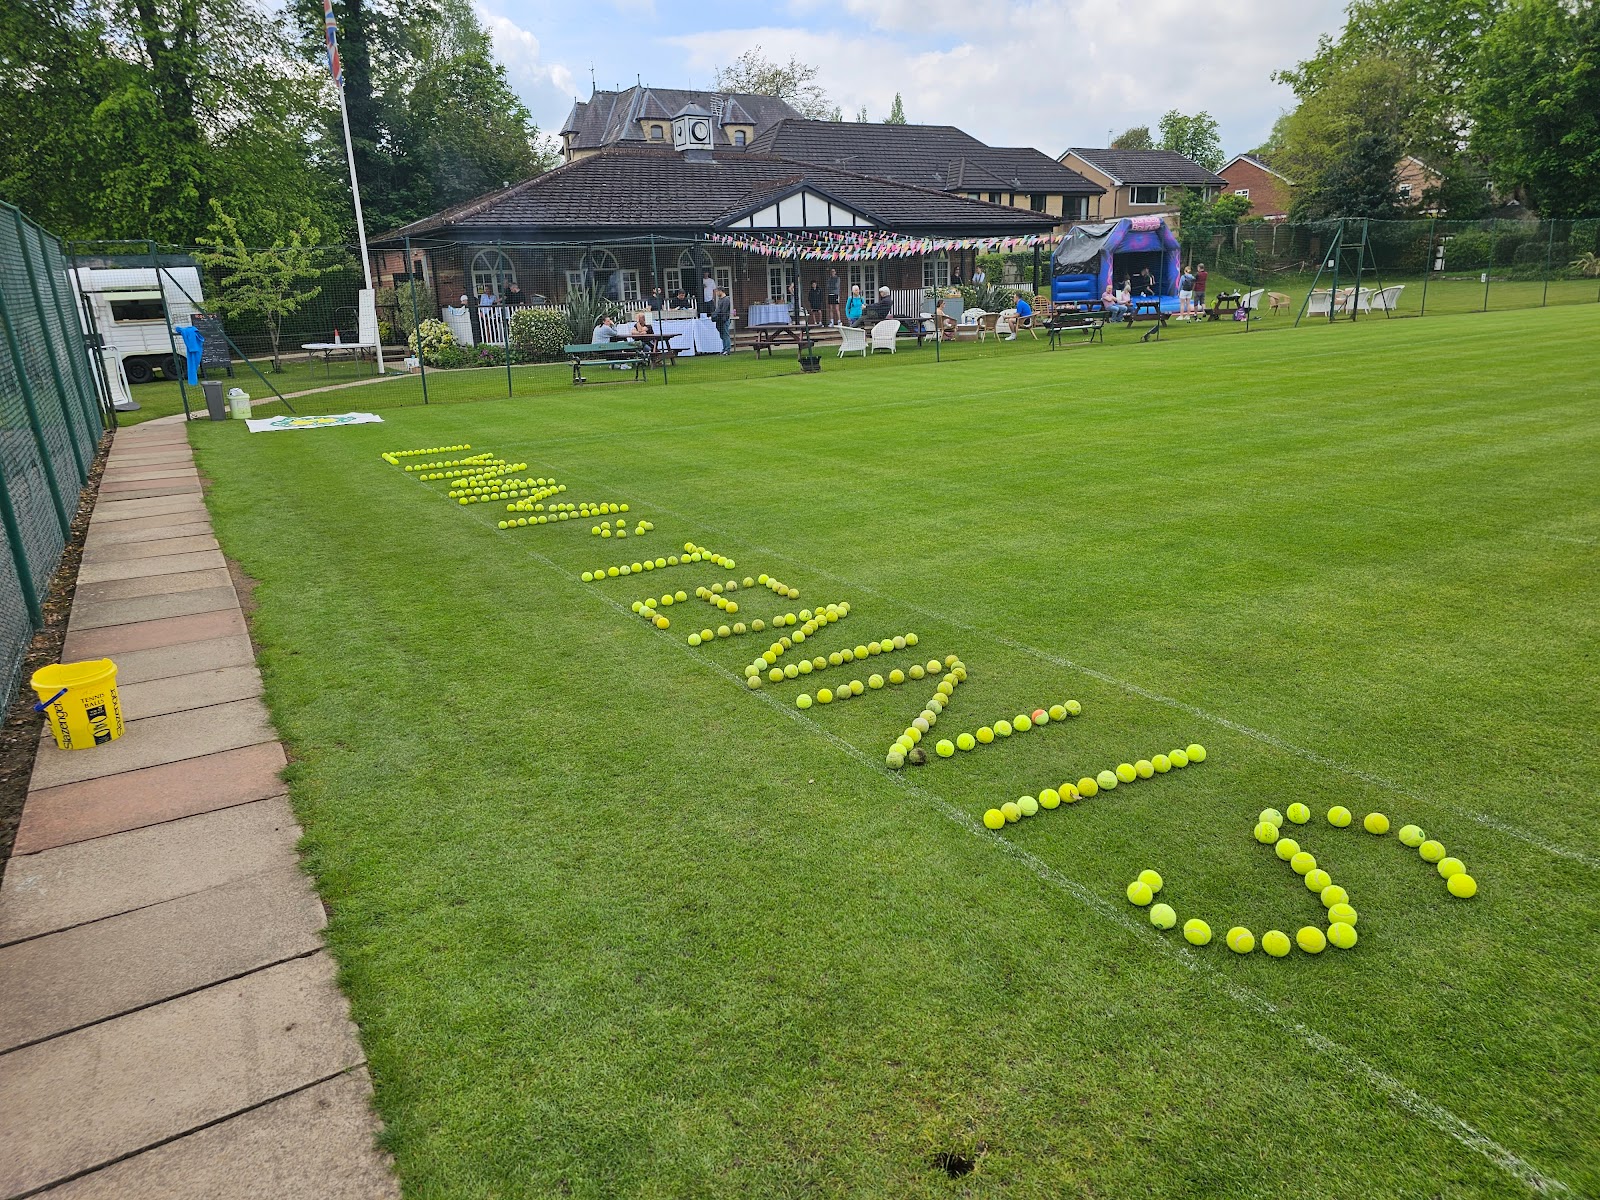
[[190, 314, 234, 375]]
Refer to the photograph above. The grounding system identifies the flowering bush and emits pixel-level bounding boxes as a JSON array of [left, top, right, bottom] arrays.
[[408, 318, 459, 366], [510, 307, 569, 362]]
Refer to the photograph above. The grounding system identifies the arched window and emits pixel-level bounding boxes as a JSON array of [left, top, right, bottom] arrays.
[[469, 250, 516, 298], [732, 129, 747, 147], [649, 124, 664, 141], [664, 247, 729, 299]]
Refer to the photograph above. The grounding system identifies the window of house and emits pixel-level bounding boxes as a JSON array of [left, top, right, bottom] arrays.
[[733, 129, 746, 147], [1030, 193, 1047, 212], [767, 264, 795, 300], [470, 250, 516, 297], [1399, 183, 1413, 199], [1130, 185, 1165, 205], [846, 262, 878, 296], [922, 254, 951, 290], [649, 124, 663, 141], [986, 192, 1000, 204], [1234, 188, 1250, 197], [663, 267, 681, 294]]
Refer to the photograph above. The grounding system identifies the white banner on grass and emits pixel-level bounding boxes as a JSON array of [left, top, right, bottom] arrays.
[[246, 412, 385, 433]]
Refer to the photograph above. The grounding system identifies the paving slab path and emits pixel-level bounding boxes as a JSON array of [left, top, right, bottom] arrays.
[[0, 417, 399, 1199]]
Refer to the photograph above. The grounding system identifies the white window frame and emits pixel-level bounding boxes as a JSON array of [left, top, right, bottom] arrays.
[[663, 267, 681, 294], [767, 264, 795, 300], [922, 254, 951, 290], [1399, 182, 1413, 199], [619, 270, 641, 304], [1234, 188, 1250, 197], [1130, 185, 1166, 206], [470, 250, 516, 297], [715, 266, 732, 295], [732, 129, 746, 147], [846, 262, 879, 296]]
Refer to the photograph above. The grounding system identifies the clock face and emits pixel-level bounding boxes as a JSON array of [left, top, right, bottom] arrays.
[[691, 120, 709, 142]]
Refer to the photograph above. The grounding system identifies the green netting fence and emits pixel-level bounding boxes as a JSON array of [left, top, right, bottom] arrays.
[[1, 202, 113, 703]]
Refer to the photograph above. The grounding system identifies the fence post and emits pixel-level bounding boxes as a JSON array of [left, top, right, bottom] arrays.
[[13, 212, 91, 475], [405, 238, 427, 404], [0, 278, 73, 535], [499, 240, 513, 398], [1483, 219, 1496, 312], [70, 241, 119, 430], [150, 242, 192, 420], [1420, 215, 1437, 317], [0, 454, 44, 628], [34, 227, 105, 456], [1542, 220, 1555, 307]]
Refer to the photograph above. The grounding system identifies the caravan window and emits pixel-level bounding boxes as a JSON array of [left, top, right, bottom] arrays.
[[108, 295, 166, 322]]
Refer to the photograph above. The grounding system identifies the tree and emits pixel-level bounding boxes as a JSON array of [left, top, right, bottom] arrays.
[[1293, 128, 1406, 220], [1157, 111, 1223, 170], [1469, 0, 1600, 217], [712, 46, 833, 118], [884, 93, 907, 124], [856, 105, 870, 123], [1272, 56, 1410, 219], [199, 202, 333, 371], [1111, 125, 1153, 150]]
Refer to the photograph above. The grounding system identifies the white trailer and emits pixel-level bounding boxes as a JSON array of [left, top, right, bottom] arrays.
[[70, 266, 204, 386]]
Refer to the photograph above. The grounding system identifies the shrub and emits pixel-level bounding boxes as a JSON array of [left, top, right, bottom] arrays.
[[510, 307, 569, 363], [408, 318, 459, 366], [564, 288, 621, 345]]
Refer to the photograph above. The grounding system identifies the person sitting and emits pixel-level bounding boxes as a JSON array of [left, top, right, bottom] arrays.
[[1110, 281, 1132, 322], [845, 285, 865, 327], [1009, 293, 1034, 339], [591, 316, 633, 368], [866, 285, 894, 323], [630, 312, 653, 336], [1139, 268, 1156, 297], [478, 287, 496, 307], [934, 299, 956, 340]]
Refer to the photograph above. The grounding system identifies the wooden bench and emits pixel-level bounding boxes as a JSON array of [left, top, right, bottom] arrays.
[[563, 342, 655, 385], [1047, 310, 1106, 349]]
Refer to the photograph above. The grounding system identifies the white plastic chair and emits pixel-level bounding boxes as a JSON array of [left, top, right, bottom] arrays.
[[1241, 289, 1265, 311], [1306, 290, 1333, 316], [837, 326, 867, 357], [870, 319, 899, 354], [1369, 284, 1405, 312]]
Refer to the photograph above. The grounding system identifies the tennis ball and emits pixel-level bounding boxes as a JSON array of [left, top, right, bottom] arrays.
[[1364, 812, 1391, 835], [1138, 869, 1164, 894], [1321, 885, 1349, 909], [816, 688, 833, 704], [983, 808, 1005, 830], [1327, 922, 1358, 950], [675, 591, 688, 603], [1262, 930, 1291, 957], [937, 680, 955, 698], [1275, 837, 1300, 861], [1419, 839, 1445, 863], [783, 664, 798, 679], [1018, 795, 1039, 817], [1014, 715, 1033, 732], [1049, 704, 1068, 721], [1126, 881, 1154, 906], [1296, 926, 1327, 954], [1061, 783, 1081, 803], [976, 727, 994, 744], [796, 694, 812, 710], [581, 571, 594, 582], [717, 626, 731, 638], [956, 733, 976, 752], [1078, 777, 1099, 798], [885, 749, 905, 769], [654, 616, 669, 629], [607, 567, 619, 577], [1097, 770, 1118, 790], [1135, 759, 1155, 779], [912, 717, 930, 734], [1030, 708, 1048, 726], [768, 668, 783, 683], [994, 720, 1013, 737], [688, 634, 702, 646], [1227, 927, 1255, 954], [1152, 753, 1172, 773], [1183, 919, 1212, 946], [1327, 805, 1352, 828], [701, 628, 716, 643], [1436, 857, 1465, 879], [903, 632, 918, 646], [1001, 801, 1021, 823], [908, 664, 925, 681], [1039, 788, 1061, 809], [889, 669, 905, 685], [1116, 763, 1137, 783], [936, 739, 956, 758], [1186, 744, 1206, 762], [1327, 902, 1358, 926], [1065, 700, 1082, 715], [903, 727, 922, 745], [1287, 803, 1310, 824], [1290, 851, 1317, 875], [868, 674, 885, 689], [1448, 873, 1478, 898], [1304, 868, 1331, 893], [849, 680, 864, 696], [1254, 821, 1279, 844], [1398, 824, 1425, 847], [1169, 749, 1190, 768], [1260, 808, 1284, 828], [1149, 903, 1177, 929]]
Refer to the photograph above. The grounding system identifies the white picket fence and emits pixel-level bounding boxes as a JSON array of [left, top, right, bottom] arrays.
[[447, 303, 564, 347]]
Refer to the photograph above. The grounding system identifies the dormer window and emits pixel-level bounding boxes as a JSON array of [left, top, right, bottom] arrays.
[[649, 124, 663, 141], [733, 130, 746, 147]]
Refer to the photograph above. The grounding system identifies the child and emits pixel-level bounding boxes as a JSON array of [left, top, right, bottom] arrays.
[[1179, 267, 1196, 316]]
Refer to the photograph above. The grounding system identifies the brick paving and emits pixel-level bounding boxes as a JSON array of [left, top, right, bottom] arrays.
[[0, 418, 398, 1199]]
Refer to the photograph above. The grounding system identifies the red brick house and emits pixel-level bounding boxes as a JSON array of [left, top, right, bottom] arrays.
[[1217, 154, 1293, 219]]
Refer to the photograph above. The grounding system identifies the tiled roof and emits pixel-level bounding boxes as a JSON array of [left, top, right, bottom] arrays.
[[561, 88, 801, 151], [749, 120, 1103, 196], [1064, 148, 1226, 187], [376, 148, 1059, 242], [1221, 153, 1293, 184]]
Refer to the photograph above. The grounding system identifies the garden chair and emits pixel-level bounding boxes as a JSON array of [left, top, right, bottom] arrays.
[[958, 309, 985, 340], [976, 313, 1001, 341], [1368, 284, 1405, 312], [1306, 290, 1334, 316], [869, 319, 900, 354], [1240, 289, 1266, 312], [837, 326, 868, 357], [1269, 291, 1290, 313]]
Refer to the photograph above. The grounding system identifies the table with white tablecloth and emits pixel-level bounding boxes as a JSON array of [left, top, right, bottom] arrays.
[[746, 303, 792, 327], [658, 316, 724, 356]]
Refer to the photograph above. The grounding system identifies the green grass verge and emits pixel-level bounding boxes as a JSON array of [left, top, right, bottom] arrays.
[[189, 304, 1599, 1198]]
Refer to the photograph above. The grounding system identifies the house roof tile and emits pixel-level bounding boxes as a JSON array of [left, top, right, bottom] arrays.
[[1065, 148, 1226, 187]]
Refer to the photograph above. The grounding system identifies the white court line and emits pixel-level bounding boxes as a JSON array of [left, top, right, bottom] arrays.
[[441, 490, 1572, 1197], [557, 483, 1598, 873]]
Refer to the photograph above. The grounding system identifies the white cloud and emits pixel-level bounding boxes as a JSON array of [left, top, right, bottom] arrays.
[[475, 3, 579, 128]]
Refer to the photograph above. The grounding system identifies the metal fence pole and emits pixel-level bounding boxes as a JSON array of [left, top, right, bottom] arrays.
[[14, 212, 91, 474], [499, 240, 513, 397], [1350, 218, 1368, 323], [150, 242, 191, 419], [42, 238, 106, 444], [66, 241, 115, 430], [0, 454, 44, 627], [0, 283, 72, 534], [1542, 220, 1555, 307], [1483, 219, 1496, 312], [405, 237, 427, 404], [1420, 215, 1437, 317]]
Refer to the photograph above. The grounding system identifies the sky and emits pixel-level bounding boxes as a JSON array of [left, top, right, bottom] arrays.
[[474, 0, 1351, 158]]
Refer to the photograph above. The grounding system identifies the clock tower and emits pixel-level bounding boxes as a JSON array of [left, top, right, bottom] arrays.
[[672, 104, 715, 159]]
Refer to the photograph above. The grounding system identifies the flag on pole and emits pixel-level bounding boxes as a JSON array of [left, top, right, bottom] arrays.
[[323, 0, 342, 86]]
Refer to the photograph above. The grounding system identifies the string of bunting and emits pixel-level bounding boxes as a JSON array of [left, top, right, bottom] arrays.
[[704, 231, 1055, 261]]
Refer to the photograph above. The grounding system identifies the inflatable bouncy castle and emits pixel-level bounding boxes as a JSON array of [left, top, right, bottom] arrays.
[[1052, 216, 1182, 310]]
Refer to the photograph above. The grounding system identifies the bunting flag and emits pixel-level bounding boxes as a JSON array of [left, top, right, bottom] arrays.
[[704, 231, 1056, 261]]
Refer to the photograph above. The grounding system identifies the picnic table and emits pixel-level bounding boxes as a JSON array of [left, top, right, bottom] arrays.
[[563, 341, 661, 385], [301, 341, 373, 374], [1047, 308, 1106, 349], [749, 324, 814, 357], [628, 331, 680, 367], [1207, 292, 1245, 321], [1127, 299, 1169, 342]]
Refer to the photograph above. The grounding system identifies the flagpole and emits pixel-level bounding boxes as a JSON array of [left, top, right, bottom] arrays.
[[326, 0, 384, 374]]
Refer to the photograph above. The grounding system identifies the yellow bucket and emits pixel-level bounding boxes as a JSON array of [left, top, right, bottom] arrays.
[[32, 659, 124, 751]]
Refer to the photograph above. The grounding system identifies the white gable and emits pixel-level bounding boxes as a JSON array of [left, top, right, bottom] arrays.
[[726, 189, 875, 230]]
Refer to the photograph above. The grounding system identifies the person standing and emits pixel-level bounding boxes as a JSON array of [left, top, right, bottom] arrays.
[[807, 278, 824, 324], [648, 287, 665, 318], [845, 285, 864, 326], [701, 269, 717, 315], [1178, 266, 1195, 316], [712, 287, 733, 354], [1193, 262, 1209, 313], [971, 263, 987, 287], [825, 268, 842, 325], [505, 280, 524, 305]]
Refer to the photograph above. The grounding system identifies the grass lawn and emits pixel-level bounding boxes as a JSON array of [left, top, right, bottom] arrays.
[[188, 303, 1599, 1198]]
